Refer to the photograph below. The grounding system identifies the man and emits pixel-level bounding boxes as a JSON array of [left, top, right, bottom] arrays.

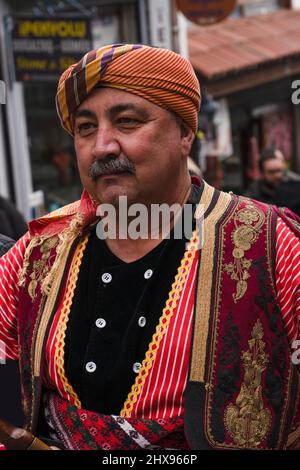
[[0, 44, 300, 450], [0, 196, 27, 241], [248, 148, 300, 215], [0, 234, 24, 429], [247, 149, 285, 204], [273, 147, 300, 183], [0, 234, 14, 257]]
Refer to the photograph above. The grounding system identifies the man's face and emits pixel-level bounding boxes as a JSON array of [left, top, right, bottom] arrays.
[[262, 158, 285, 187], [73, 88, 194, 208]]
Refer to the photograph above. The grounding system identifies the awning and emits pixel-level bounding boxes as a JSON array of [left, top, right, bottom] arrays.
[[188, 9, 300, 96]]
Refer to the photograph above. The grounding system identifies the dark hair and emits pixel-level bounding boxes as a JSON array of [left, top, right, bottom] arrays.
[[259, 146, 278, 172]]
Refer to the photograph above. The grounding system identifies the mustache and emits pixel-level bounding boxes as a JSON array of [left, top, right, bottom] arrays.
[[89, 156, 135, 181]]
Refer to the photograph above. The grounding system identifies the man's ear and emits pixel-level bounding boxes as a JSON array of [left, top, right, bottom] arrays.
[[180, 121, 195, 156]]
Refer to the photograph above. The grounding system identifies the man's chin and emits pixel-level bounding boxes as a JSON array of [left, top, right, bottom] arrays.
[[94, 186, 134, 208]]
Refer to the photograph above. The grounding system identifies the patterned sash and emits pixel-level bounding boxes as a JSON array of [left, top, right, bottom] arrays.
[[44, 392, 188, 450]]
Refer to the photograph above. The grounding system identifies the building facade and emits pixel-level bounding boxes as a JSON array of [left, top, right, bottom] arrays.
[[0, 0, 187, 218]]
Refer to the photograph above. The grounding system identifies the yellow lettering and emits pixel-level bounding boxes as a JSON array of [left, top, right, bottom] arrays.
[[59, 56, 76, 70], [18, 20, 87, 38], [49, 59, 58, 70], [16, 57, 48, 71]]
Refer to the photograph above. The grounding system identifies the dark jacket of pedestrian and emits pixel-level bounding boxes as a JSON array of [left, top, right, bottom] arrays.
[[0, 196, 27, 241], [0, 233, 15, 257]]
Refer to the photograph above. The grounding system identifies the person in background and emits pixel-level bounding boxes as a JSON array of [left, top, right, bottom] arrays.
[[247, 148, 300, 215], [0, 233, 14, 257], [247, 149, 285, 204], [0, 196, 27, 240], [273, 147, 300, 182], [0, 234, 24, 428]]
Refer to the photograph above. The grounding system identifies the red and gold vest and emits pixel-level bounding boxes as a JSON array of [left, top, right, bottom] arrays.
[[17, 182, 300, 449]]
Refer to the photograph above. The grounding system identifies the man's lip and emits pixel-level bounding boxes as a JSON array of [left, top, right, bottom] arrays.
[[98, 171, 132, 178]]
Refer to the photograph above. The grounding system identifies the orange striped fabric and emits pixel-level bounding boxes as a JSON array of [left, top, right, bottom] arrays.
[[275, 217, 300, 342], [56, 44, 201, 135]]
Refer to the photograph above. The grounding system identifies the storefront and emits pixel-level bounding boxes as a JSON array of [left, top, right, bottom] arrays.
[[188, 8, 300, 193], [0, 0, 188, 217], [0, 0, 145, 218]]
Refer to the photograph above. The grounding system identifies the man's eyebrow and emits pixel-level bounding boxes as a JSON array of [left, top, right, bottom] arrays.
[[74, 109, 96, 120], [109, 103, 149, 119], [73, 104, 150, 121]]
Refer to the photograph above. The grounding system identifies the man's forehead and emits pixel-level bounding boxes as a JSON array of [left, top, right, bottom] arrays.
[[56, 44, 200, 134], [74, 87, 163, 118], [264, 159, 284, 169]]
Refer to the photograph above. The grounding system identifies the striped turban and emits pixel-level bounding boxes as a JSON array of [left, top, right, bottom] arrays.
[[56, 44, 201, 135]]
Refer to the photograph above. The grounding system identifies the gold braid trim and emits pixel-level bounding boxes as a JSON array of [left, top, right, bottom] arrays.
[[120, 230, 199, 418], [33, 214, 85, 378], [190, 190, 232, 383], [287, 423, 300, 449], [54, 234, 89, 407]]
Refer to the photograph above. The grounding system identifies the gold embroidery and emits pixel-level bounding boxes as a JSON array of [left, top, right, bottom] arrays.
[[120, 230, 199, 418], [55, 234, 89, 407], [225, 202, 265, 303], [41, 213, 84, 295], [27, 237, 59, 301], [224, 319, 271, 448]]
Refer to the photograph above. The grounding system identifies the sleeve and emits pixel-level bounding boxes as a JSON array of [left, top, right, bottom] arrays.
[[0, 235, 15, 257], [0, 233, 30, 362], [275, 217, 300, 343], [0, 197, 28, 241]]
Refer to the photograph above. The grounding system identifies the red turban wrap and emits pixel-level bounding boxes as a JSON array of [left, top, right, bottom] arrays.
[[56, 44, 201, 135]]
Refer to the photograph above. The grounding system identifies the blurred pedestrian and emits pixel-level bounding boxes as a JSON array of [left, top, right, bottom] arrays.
[[273, 147, 300, 182], [247, 149, 285, 203], [0, 233, 24, 428], [247, 148, 300, 215], [0, 196, 27, 240], [0, 233, 14, 257]]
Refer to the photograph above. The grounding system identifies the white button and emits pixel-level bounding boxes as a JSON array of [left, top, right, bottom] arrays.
[[144, 269, 153, 279], [85, 361, 97, 373], [95, 318, 106, 329], [133, 362, 142, 374], [101, 272, 112, 284], [138, 316, 146, 327]]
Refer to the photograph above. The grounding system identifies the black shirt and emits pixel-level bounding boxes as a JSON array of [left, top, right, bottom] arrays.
[[63, 185, 201, 414]]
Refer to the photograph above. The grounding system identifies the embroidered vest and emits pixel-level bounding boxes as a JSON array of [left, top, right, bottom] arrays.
[[184, 184, 299, 449], [17, 182, 300, 449]]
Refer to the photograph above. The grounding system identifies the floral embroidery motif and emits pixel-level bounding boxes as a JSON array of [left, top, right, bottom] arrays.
[[27, 237, 59, 301], [225, 202, 265, 302], [224, 319, 271, 448]]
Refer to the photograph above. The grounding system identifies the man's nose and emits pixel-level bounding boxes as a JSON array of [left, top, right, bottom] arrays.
[[92, 127, 121, 159]]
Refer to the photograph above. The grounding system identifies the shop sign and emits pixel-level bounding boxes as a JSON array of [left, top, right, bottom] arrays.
[[8, 16, 92, 81], [175, 0, 237, 26], [148, 0, 172, 49]]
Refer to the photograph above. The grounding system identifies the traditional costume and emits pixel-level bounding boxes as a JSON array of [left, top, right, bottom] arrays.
[[1, 44, 300, 450]]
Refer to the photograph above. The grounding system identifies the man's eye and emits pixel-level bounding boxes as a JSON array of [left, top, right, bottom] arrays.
[[117, 117, 140, 125], [76, 122, 96, 135]]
